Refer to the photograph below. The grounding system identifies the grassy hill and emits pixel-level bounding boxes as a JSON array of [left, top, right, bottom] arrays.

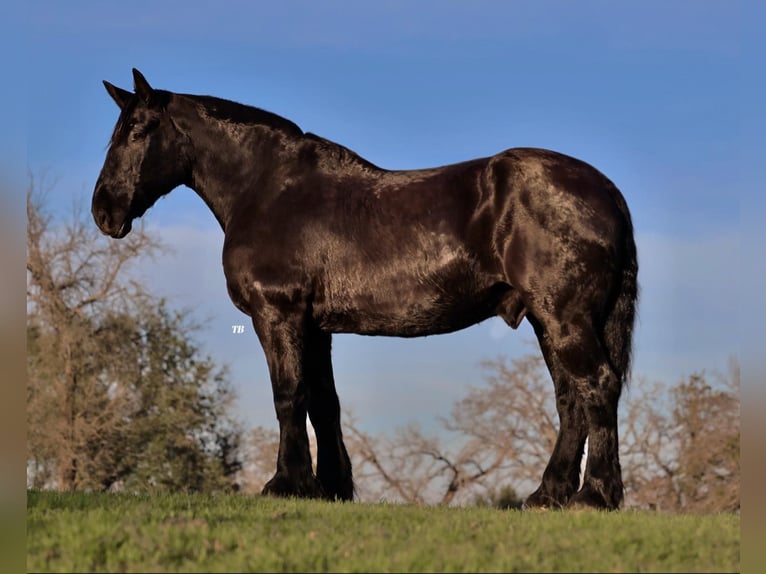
[[27, 490, 739, 572]]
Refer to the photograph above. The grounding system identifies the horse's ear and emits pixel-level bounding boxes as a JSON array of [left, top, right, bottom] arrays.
[[103, 81, 132, 110], [132, 68, 155, 104]]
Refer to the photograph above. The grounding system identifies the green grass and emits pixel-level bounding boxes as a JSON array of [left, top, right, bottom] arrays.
[[27, 490, 739, 573]]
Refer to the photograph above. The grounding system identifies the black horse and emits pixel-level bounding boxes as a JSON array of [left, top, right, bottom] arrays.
[[93, 69, 637, 510]]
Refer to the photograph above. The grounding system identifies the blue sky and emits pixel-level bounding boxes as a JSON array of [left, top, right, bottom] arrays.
[[20, 1, 755, 434]]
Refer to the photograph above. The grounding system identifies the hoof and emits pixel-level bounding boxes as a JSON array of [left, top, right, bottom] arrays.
[[262, 472, 325, 499], [318, 477, 354, 502], [523, 488, 564, 511], [316, 466, 355, 502], [567, 484, 620, 511]]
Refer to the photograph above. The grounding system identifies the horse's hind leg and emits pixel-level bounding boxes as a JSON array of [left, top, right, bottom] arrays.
[[532, 316, 623, 510], [565, 328, 623, 510], [498, 288, 588, 506], [305, 327, 354, 501], [524, 318, 588, 509]]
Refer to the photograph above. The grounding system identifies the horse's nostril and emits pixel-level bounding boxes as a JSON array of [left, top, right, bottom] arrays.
[[97, 210, 110, 230]]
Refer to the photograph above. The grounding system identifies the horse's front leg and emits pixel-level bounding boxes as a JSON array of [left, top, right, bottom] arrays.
[[305, 325, 354, 500], [251, 288, 323, 499]]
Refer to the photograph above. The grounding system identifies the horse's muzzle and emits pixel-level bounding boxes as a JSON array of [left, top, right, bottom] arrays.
[[92, 187, 132, 238]]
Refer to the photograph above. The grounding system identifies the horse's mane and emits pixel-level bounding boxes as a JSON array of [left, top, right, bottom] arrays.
[[182, 93, 379, 170], [302, 132, 380, 171], [185, 93, 304, 138]]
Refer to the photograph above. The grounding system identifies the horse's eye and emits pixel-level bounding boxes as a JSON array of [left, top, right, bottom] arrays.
[[129, 125, 144, 141], [130, 119, 160, 141]]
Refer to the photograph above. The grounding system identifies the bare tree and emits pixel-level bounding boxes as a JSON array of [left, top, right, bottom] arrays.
[[621, 361, 740, 513], [342, 355, 556, 505], [446, 355, 557, 490], [344, 417, 451, 504], [620, 379, 680, 510]]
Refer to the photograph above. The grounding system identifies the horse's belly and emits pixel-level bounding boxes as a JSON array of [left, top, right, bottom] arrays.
[[314, 270, 504, 337], [318, 301, 494, 337]]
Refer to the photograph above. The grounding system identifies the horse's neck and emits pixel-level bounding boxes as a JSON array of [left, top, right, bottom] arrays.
[[176, 97, 298, 231], [174, 95, 382, 231]]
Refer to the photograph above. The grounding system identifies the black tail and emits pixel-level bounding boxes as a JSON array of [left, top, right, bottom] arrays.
[[603, 195, 639, 385]]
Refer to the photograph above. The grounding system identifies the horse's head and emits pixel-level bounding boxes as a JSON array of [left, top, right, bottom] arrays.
[[92, 69, 191, 238]]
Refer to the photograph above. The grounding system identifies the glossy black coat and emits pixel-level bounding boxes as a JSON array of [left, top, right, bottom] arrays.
[[93, 69, 638, 509]]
